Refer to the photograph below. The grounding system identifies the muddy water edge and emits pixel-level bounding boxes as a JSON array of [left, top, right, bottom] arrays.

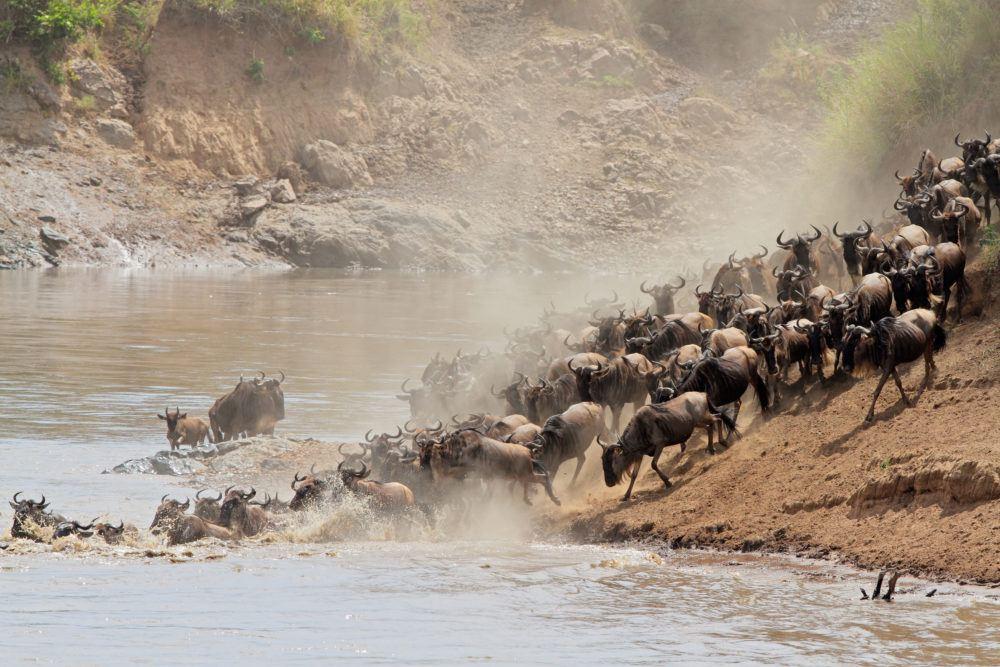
[[0, 269, 997, 664]]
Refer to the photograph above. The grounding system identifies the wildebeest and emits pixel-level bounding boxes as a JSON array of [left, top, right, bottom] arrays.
[[902, 243, 968, 323], [776, 225, 823, 274], [832, 220, 876, 283], [193, 489, 223, 523], [94, 520, 128, 545], [505, 422, 543, 445], [672, 346, 769, 429], [702, 327, 749, 356], [218, 487, 269, 537], [599, 392, 736, 501], [209, 372, 286, 442], [335, 461, 416, 511], [930, 197, 980, 248], [149, 495, 234, 545], [570, 355, 649, 433], [523, 374, 579, 425], [625, 317, 701, 362], [52, 520, 95, 540], [529, 402, 606, 486], [157, 407, 211, 450], [841, 309, 946, 423], [436, 429, 560, 505], [640, 276, 686, 315], [8, 492, 64, 541], [289, 465, 330, 510]]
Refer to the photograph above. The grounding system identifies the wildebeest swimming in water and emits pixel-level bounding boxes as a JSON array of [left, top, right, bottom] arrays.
[[209, 371, 286, 442]]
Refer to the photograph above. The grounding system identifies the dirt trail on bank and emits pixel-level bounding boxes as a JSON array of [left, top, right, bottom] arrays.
[[547, 268, 1000, 584]]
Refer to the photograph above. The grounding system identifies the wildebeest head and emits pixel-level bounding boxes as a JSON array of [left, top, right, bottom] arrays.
[[150, 495, 189, 533], [955, 131, 991, 164], [218, 487, 256, 526], [840, 324, 873, 373], [94, 520, 126, 544], [597, 435, 628, 487], [693, 283, 722, 316], [52, 520, 95, 540], [893, 192, 932, 228], [193, 488, 223, 523], [776, 225, 822, 270], [157, 406, 186, 443], [568, 360, 602, 402], [832, 221, 874, 275], [255, 371, 286, 421], [492, 373, 528, 414], [8, 492, 59, 536], [894, 168, 922, 197], [363, 426, 404, 464], [289, 465, 328, 510], [749, 331, 782, 375], [640, 276, 685, 315], [930, 201, 970, 245]]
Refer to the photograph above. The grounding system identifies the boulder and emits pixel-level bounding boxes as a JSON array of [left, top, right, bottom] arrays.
[[276, 162, 305, 195], [270, 179, 297, 203], [39, 227, 70, 250], [299, 140, 373, 189], [67, 58, 129, 116], [233, 176, 261, 197], [95, 118, 136, 148], [240, 195, 269, 219]]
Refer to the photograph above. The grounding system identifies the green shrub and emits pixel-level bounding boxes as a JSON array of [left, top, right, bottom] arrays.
[[246, 56, 264, 82], [821, 0, 1000, 171]]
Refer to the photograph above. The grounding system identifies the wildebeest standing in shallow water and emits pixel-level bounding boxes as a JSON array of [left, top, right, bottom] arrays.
[[208, 371, 286, 442]]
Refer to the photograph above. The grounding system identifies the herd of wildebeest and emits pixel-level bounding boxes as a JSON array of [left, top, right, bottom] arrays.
[[7, 133, 997, 547]]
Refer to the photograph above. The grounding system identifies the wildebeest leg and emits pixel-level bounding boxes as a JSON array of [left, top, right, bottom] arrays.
[[521, 481, 533, 506], [534, 470, 560, 506], [923, 344, 935, 385], [955, 279, 965, 323], [891, 367, 912, 406], [648, 444, 672, 489], [622, 460, 642, 502], [569, 453, 586, 485], [611, 405, 623, 435], [704, 423, 716, 454], [864, 368, 893, 422]]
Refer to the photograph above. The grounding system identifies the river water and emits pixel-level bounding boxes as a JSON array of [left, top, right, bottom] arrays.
[[0, 269, 996, 664]]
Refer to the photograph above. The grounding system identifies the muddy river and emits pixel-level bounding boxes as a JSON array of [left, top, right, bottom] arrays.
[[0, 269, 996, 664]]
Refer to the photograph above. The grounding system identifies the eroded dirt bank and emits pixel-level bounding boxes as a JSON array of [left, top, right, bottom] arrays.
[[1, 0, 904, 271], [546, 270, 1000, 584]]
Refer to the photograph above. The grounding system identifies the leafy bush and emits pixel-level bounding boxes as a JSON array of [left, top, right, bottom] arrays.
[[181, 0, 426, 51], [246, 56, 264, 82], [821, 0, 1000, 171]]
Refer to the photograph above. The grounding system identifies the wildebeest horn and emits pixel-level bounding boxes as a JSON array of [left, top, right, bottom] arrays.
[[596, 435, 611, 451], [807, 224, 822, 241], [310, 463, 317, 475], [13, 491, 22, 503], [639, 280, 653, 294], [694, 283, 705, 296], [225, 485, 234, 497], [276, 370, 285, 384], [257, 371, 266, 380], [292, 472, 305, 489], [771, 266, 781, 278], [893, 196, 908, 211], [180, 498, 190, 510], [358, 462, 370, 479], [364, 428, 375, 442], [671, 275, 686, 289], [954, 133, 962, 147], [754, 246, 768, 260], [776, 230, 792, 248], [894, 169, 903, 180], [832, 221, 844, 238], [985, 131, 992, 145], [243, 487, 256, 500], [400, 378, 414, 394], [161, 494, 169, 502], [955, 202, 968, 216], [196, 489, 210, 500], [403, 419, 417, 433], [390, 426, 403, 439]]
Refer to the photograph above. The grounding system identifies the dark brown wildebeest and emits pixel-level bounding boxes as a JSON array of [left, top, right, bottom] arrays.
[[289, 465, 330, 510], [94, 520, 128, 545], [624, 317, 702, 362], [776, 225, 823, 274], [437, 429, 560, 505], [149, 495, 234, 546], [528, 402, 606, 486], [570, 355, 649, 434], [792, 320, 831, 382], [209, 372, 286, 442], [8, 492, 65, 541], [710, 253, 750, 293], [930, 197, 981, 249], [599, 391, 737, 501], [218, 487, 269, 537], [846, 273, 894, 326], [335, 461, 416, 511], [901, 244, 968, 323], [673, 345, 769, 430], [157, 407, 211, 450], [640, 276, 686, 316], [773, 265, 816, 301], [52, 520, 96, 540], [841, 309, 946, 423], [523, 374, 579, 425], [832, 221, 877, 284], [492, 373, 529, 415], [193, 489, 223, 523]]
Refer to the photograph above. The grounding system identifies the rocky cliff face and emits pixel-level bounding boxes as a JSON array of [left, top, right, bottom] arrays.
[[0, 0, 901, 271]]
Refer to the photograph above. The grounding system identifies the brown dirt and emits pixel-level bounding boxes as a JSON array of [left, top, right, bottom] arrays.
[[546, 266, 1000, 584]]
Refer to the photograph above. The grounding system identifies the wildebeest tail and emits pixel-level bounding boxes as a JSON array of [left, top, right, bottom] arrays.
[[931, 321, 947, 352], [707, 398, 740, 439], [530, 459, 551, 477]]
